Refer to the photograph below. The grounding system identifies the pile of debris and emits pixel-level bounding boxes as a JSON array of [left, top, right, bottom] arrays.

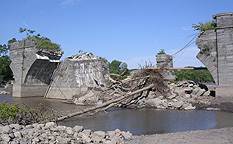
[[143, 80, 214, 110], [69, 52, 98, 60], [72, 80, 214, 110], [72, 69, 214, 111], [58, 68, 215, 121]]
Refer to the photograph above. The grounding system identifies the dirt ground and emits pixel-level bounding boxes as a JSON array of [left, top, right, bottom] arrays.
[[124, 127, 233, 144]]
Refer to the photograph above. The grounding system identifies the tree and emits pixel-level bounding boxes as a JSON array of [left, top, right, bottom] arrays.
[[0, 56, 13, 85], [173, 68, 215, 83], [109, 60, 122, 74], [0, 38, 16, 85], [109, 60, 129, 80]]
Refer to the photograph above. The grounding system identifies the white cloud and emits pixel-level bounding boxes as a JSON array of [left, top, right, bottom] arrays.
[[60, 0, 82, 6], [60, 0, 76, 6], [181, 26, 192, 31], [124, 47, 204, 69]]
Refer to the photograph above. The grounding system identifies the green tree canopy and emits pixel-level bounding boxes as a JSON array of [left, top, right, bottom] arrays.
[[173, 68, 214, 83], [109, 60, 129, 79], [0, 38, 16, 85], [0, 56, 13, 85]]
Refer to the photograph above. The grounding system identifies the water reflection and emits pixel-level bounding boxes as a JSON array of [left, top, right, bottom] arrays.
[[1, 95, 233, 135], [60, 108, 233, 135]]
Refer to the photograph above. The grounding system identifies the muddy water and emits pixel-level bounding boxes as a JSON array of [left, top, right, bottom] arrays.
[[1, 95, 233, 135]]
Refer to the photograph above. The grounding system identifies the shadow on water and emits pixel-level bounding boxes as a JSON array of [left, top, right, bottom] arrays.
[[1, 95, 233, 135]]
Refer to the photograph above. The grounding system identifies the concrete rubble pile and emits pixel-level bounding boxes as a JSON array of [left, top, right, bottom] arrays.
[[0, 122, 132, 144], [144, 80, 214, 110], [72, 79, 214, 111]]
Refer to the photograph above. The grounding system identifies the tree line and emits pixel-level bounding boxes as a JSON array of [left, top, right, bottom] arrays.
[[173, 68, 215, 83]]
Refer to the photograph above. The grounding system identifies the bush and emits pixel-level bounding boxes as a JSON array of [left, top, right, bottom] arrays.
[[29, 36, 61, 52], [157, 49, 166, 55], [0, 101, 55, 125], [192, 20, 217, 32], [20, 28, 61, 52]]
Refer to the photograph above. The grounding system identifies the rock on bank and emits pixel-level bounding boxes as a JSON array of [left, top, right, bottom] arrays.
[[0, 122, 132, 144]]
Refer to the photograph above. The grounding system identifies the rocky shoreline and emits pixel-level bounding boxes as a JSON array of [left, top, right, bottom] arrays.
[[0, 122, 132, 144]]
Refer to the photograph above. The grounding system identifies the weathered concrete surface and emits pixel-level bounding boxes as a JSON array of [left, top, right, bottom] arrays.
[[196, 12, 233, 98], [156, 54, 176, 81], [45, 53, 109, 99], [196, 30, 217, 84], [9, 39, 62, 97]]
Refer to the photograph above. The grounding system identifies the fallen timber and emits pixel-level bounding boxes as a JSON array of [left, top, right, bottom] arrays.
[[57, 84, 154, 121]]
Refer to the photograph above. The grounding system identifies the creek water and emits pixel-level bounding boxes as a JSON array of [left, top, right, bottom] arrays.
[[1, 95, 233, 135]]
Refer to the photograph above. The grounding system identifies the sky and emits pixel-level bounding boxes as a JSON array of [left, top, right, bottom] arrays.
[[1, 0, 233, 69]]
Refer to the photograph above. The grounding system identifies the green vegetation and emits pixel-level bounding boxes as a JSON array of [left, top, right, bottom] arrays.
[[157, 49, 166, 55], [0, 56, 13, 85], [0, 38, 16, 85], [0, 28, 61, 85], [99, 57, 108, 63], [192, 20, 217, 32], [0, 101, 55, 125], [109, 60, 129, 80], [200, 45, 211, 55], [19, 28, 61, 52], [172, 67, 214, 83]]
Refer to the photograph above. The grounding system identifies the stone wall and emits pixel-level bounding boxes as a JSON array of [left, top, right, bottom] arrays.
[[9, 39, 62, 97], [156, 54, 176, 81], [196, 12, 233, 97], [196, 30, 218, 84], [45, 54, 109, 99]]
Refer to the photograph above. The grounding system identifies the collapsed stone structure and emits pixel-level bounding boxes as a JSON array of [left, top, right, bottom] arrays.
[[9, 39, 62, 97], [196, 12, 233, 97], [45, 53, 109, 99], [9, 40, 109, 98]]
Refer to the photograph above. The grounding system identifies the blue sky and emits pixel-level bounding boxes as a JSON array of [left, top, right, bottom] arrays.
[[1, 0, 233, 69]]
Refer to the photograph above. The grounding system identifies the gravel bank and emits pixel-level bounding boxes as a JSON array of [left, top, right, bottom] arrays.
[[124, 127, 233, 144], [0, 122, 132, 143]]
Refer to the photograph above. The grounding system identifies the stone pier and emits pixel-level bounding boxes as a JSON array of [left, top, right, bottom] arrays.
[[9, 39, 62, 97], [156, 54, 176, 81], [196, 12, 233, 97]]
